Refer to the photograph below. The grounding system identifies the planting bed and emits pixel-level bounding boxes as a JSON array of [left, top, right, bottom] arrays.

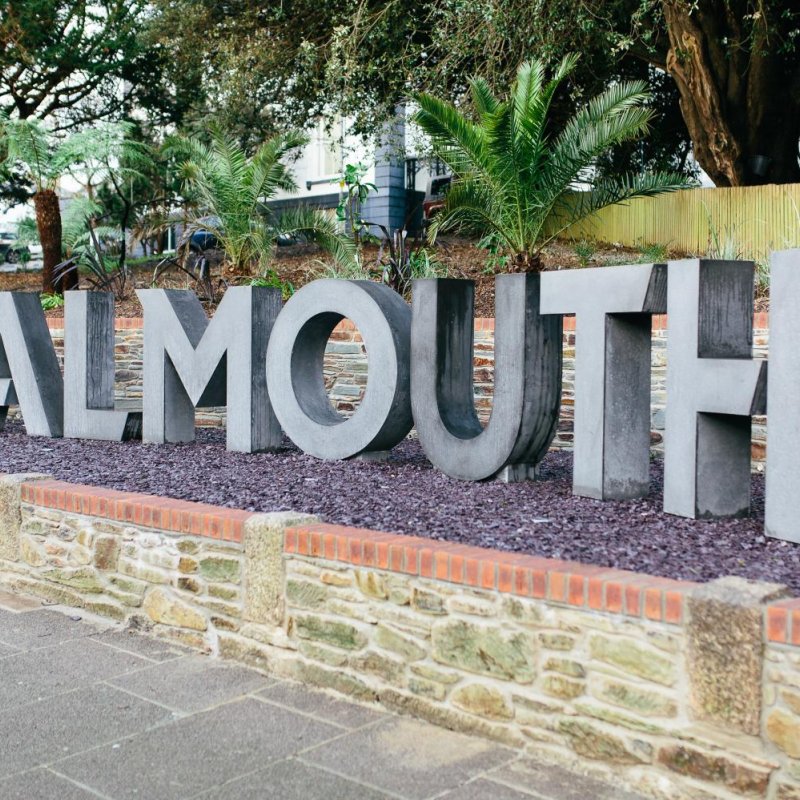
[[0, 422, 796, 593]]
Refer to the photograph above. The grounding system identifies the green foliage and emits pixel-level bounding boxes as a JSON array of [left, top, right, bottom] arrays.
[[573, 239, 596, 267], [335, 162, 377, 246], [39, 293, 64, 311], [167, 125, 356, 275], [14, 216, 39, 245], [413, 56, 688, 271], [638, 241, 669, 263], [0, 115, 83, 192], [250, 271, 295, 300]]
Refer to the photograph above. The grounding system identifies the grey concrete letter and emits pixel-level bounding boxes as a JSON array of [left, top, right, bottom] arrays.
[[411, 275, 562, 481], [765, 249, 800, 542], [663, 259, 766, 519], [63, 291, 142, 441], [266, 279, 412, 459], [540, 263, 666, 499], [0, 292, 63, 437], [137, 287, 282, 452]]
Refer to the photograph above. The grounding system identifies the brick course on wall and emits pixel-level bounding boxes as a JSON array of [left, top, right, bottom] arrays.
[[39, 314, 770, 464], [0, 471, 798, 800]]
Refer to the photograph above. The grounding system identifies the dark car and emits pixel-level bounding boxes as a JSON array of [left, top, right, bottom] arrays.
[[422, 175, 452, 227], [0, 232, 30, 264]]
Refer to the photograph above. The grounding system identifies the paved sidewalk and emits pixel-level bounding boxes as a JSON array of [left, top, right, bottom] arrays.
[[0, 589, 647, 800]]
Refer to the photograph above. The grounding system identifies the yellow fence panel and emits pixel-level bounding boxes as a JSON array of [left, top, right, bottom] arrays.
[[553, 183, 800, 259]]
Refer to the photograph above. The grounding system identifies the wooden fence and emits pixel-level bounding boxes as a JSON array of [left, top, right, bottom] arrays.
[[554, 183, 800, 259]]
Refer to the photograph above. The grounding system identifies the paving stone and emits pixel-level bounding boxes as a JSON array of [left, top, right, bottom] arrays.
[[304, 716, 513, 799], [257, 682, 385, 729], [91, 628, 193, 662], [0, 640, 21, 657], [0, 684, 172, 778], [0, 768, 101, 800], [438, 777, 537, 799], [0, 608, 105, 650], [0, 637, 152, 710], [199, 757, 393, 799], [488, 758, 648, 800], [110, 654, 271, 713], [57, 697, 341, 800]]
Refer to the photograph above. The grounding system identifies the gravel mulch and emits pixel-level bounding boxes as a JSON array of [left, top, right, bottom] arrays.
[[1, 422, 796, 593]]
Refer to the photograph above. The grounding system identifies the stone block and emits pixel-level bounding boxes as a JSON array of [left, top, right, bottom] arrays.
[[285, 578, 327, 609], [294, 614, 367, 651], [432, 619, 536, 682], [355, 570, 389, 599], [543, 657, 586, 678], [41, 566, 104, 593], [198, 555, 239, 582], [349, 650, 405, 683], [375, 624, 427, 662], [589, 634, 676, 686], [541, 675, 584, 699], [766, 709, 800, 758], [538, 632, 576, 651], [657, 744, 773, 795], [243, 512, 317, 626], [687, 576, 787, 735], [143, 587, 208, 631], [20, 535, 47, 566], [452, 684, 514, 720], [0, 473, 50, 561], [93, 535, 120, 570], [591, 678, 677, 718], [559, 719, 649, 764]]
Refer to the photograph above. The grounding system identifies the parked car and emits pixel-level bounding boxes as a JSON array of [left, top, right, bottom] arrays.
[[422, 175, 452, 227], [0, 232, 31, 264]]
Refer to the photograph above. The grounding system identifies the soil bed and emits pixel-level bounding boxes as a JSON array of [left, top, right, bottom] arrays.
[[1, 423, 795, 593]]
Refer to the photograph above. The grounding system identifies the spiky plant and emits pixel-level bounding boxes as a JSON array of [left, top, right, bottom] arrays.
[[413, 55, 688, 271], [168, 126, 356, 275]]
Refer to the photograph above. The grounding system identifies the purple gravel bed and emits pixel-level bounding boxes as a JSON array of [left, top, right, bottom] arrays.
[[1, 421, 797, 593]]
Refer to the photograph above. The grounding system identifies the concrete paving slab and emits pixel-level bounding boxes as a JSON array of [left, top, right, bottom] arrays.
[[304, 716, 514, 800], [487, 758, 647, 800], [57, 697, 342, 800], [91, 628, 193, 662], [438, 777, 537, 799], [0, 640, 21, 657], [0, 637, 152, 711], [257, 681, 385, 729], [0, 683, 174, 778], [0, 767, 103, 800], [110, 654, 271, 713], [0, 607, 105, 650], [197, 757, 394, 800]]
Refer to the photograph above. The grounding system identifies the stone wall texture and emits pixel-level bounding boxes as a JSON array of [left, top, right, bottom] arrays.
[[35, 314, 770, 465], [0, 473, 798, 800]]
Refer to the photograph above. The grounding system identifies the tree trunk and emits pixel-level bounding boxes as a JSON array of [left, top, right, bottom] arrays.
[[662, 0, 800, 186], [33, 189, 68, 294]]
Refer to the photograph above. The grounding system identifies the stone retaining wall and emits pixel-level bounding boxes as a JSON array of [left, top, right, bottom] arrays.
[[39, 314, 771, 465], [0, 473, 798, 799]]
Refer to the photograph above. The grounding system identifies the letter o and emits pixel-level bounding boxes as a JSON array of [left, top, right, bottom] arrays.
[[266, 279, 412, 459]]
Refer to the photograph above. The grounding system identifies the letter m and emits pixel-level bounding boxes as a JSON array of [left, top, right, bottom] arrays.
[[136, 287, 281, 452]]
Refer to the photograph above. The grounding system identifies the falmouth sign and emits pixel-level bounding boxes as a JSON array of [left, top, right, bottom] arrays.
[[0, 251, 798, 543]]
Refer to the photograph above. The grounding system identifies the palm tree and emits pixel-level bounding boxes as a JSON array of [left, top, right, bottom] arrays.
[[413, 56, 688, 271], [169, 126, 356, 276], [0, 115, 82, 292]]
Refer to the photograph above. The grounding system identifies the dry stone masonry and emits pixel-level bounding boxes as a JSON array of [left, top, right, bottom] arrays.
[[0, 473, 798, 800]]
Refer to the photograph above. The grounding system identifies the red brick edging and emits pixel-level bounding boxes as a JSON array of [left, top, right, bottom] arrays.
[[19, 477, 800, 640], [44, 312, 771, 333]]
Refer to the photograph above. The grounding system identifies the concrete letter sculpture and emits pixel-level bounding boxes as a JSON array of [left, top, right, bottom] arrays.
[[64, 291, 142, 441], [411, 275, 562, 481], [266, 279, 412, 459], [0, 292, 63, 437], [137, 286, 282, 452], [540, 263, 666, 499], [663, 259, 767, 518], [765, 249, 800, 542]]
